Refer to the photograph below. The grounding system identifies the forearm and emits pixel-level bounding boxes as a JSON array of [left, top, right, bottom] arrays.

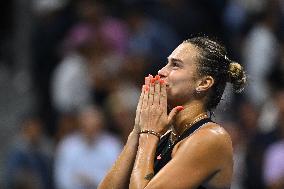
[[98, 131, 139, 189], [129, 134, 159, 189]]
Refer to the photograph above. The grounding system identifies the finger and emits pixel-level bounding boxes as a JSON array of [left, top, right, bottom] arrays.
[[148, 77, 155, 105], [145, 74, 153, 86], [135, 84, 146, 124], [160, 79, 167, 110], [153, 75, 161, 105], [142, 83, 149, 109], [168, 106, 184, 124], [143, 74, 152, 106]]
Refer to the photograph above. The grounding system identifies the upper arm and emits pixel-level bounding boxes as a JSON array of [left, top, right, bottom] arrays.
[[144, 126, 232, 189]]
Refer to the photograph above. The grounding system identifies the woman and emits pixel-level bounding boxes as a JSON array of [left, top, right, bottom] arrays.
[[98, 36, 247, 189]]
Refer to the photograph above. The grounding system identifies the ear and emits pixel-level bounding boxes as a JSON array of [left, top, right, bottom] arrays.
[[196, 76, 214, 92]]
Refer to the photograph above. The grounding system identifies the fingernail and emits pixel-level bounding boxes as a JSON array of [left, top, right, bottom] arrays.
[[151, 78, 156, 83], [160, 79, 165, 84], [155, 75, 160, 80], [145, 77, 149, 83], [149, 74, 153, 79], [145, 85, 149, 91], [176, 106, 184, 111]]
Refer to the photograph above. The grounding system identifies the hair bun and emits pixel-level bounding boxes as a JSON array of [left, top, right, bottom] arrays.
[[228, 62, 247, 93]]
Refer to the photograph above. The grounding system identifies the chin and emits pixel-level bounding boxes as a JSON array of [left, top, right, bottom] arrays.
[[166, 88, 180, 102], [167, 92, 188, 107], [166, 87, 177, 99], [166, 93, 176, 105]]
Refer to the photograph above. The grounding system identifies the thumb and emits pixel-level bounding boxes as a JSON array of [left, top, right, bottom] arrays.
[[168, 106, 184, 124]]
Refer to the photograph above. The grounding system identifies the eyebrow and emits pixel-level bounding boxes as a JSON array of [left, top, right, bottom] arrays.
[[167, 57, 183, 63]]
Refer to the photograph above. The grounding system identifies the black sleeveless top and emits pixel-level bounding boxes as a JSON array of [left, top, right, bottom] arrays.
[[154, 118, 212, 189]]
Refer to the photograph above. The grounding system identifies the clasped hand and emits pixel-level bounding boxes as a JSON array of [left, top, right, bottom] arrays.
[[134, 75, 183, 136]]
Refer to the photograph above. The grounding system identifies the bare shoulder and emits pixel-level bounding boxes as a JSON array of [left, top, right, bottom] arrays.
[[173, 122, 233, 163], [177, 122, 232, 148], [145, 122, 233, 189], [172, 122, 233, 188], [200, 122, 232, 144]]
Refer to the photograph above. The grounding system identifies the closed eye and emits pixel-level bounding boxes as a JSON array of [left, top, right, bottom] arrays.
[[167, 57, 183, 69], [170, 61, 181, 69], [172, 62, 179, 67]]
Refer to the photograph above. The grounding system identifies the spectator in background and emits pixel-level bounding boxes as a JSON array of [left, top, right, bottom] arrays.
[[256, 43, 284, 134], [124, 5, 179, 74], [75, 0, 129, 56], [51, 23, 96, 114], [242, 0, 280, 107], [244, 87, 284, 189], [105, 80, 140, 142], [52, 0, 131, 139], [31, 0, 76, 136], [267, 42, 284, 92], [223, 121, 247, 189], [54, 105, 122, 189], [263, 87, 284, 189], [74, 0, 130, 105], [222, 0, 247, 61], [237, 101, 259, 139], [4, 115, 53, 189], [51, 23, 98, 140]]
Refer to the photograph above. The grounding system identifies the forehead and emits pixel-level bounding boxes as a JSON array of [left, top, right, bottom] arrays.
[[168, 42, 200, 64]]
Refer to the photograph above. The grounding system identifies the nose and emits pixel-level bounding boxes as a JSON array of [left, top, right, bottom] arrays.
[[158, 66, 168, 78]]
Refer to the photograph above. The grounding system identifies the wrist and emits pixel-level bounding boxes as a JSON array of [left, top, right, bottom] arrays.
[[128, 131, 139, 144], [138, 134, 159, 152], [139, 129, 162, 138], [139, 133, 160, 144]]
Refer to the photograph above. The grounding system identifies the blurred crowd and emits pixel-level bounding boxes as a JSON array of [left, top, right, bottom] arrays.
[[1, 0, 284, 189]]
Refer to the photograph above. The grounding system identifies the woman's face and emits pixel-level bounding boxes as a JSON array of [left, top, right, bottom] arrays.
[[158, 42, 200, 106]]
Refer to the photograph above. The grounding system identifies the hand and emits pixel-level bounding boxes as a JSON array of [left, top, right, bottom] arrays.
[[139, 75, 183, 135], [133, 75, 152, 134]]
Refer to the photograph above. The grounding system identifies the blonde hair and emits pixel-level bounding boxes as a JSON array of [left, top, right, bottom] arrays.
[[228, 62, 247, 93]]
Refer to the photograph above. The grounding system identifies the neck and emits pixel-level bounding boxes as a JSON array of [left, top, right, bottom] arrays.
[[172, 101, 207, 136]]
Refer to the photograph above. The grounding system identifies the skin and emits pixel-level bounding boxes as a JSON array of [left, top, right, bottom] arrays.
[[97, 78, 152, 189], [98, 42, 233, 189]]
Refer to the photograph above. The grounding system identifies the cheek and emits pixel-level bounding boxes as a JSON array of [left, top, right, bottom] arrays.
[[168, 73, 195, 96], [169, 70, 193, 86]]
